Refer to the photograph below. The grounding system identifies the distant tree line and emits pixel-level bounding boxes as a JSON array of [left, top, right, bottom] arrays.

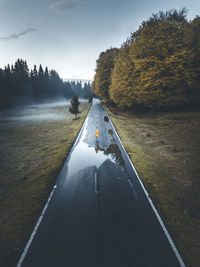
[[0, 59, 94, 110], [92, 9, 200, 110]]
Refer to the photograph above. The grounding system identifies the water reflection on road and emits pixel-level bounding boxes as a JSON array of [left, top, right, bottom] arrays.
[[67, 103, 125, 177], [95, 144, 125, 165], [67, 130, 124, 177]]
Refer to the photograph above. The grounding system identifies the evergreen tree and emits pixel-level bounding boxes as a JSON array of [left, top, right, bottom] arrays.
[[32, 65, 38, 77], [69, 95, 80, 119], [49, 70, 64, 97], [38, 64, 44, 78], [0, 66, 13, 108], [44, 67, 49, 80], [13, 59, 30, 102], [30, 65, 39, 100], [83, 82, 94, 98], [63, 81, 74, 99], [0, 59, 79, 110]]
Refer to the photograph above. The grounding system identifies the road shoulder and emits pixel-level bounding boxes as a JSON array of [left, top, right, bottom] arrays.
[[106, 106, 200, 267]]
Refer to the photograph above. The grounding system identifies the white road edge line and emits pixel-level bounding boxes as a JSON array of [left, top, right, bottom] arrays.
[[94, 173, 98, 194], [16, 103, 94, 267], [105, 108, 186, 267], [73, 104, 93, 148], [17, 103, 94, 267], [17, 185, 57, 267]]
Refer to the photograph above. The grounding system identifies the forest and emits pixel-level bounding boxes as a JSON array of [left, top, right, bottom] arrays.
[[92, 9, 200, 111], [0, 59, 94, 110]]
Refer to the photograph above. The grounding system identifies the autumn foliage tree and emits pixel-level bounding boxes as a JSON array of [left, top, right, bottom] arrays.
[[127, 9, 191, 109], [109, 45, 135, 108], [92, 48, 119, 103], [93, 9, 200, 111]]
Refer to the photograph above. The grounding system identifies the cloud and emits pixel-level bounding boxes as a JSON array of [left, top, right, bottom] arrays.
[[0, 28, 36, 41], [48, 0, 81, 12]]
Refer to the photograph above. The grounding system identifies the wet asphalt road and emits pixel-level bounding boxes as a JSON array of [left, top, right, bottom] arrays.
[[19, 99, 184, 267]]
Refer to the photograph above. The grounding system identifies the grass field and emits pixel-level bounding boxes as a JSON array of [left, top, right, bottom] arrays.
[[0, 101, 90, 267], [107, 107, 200, 267]]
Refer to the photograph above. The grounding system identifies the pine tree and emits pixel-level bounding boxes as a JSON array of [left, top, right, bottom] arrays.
[[32, 65, 38, 77], [38, 64, 44, 78], [63, 82, 73, 99], [44, 67, 49, 81], [69, 95, 80, 119]]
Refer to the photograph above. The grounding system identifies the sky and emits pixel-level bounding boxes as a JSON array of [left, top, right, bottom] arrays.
[[0, 0, 199, 80]]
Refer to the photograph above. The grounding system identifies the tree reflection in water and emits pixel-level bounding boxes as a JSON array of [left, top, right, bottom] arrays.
[[104, 144, 125, 165], [95, 143, 124, 166]]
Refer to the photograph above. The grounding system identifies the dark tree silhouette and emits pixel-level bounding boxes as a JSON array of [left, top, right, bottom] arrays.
[[69, 95, 80, 119], [0, 59, 93, 110]]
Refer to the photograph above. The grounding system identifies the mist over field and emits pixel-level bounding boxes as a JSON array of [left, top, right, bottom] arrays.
[[0, 59, 94, 111], [0, 99, 91, 267], [0, 99, 88, 123], [0, 0, 200, 265]]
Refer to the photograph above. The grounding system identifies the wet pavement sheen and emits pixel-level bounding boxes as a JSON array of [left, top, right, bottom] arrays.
[[20, 99, 182, 267]]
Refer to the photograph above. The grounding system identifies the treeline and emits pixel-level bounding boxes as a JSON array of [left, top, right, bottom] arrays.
[[68, 80, 94, 99], [92, 9, 200, 110], [0, 59, 94, 110]]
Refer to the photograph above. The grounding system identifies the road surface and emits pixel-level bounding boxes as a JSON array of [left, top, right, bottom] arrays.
[[18, 99, 185, 267]]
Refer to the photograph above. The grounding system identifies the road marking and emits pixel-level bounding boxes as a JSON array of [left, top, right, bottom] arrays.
[[17, 104, 95, 266], [94, 173, 98, 194], [73, 104, 93, 147], [104, 108, 186, 267], [97, 117, 98, 128], [17, 185, 57, 267]]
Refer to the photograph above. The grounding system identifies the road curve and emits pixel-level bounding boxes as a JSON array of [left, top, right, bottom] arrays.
[[17, 99, 185, 267]]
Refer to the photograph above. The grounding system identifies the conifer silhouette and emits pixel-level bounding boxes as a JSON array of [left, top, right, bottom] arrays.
[[69, 95, 80, 119]]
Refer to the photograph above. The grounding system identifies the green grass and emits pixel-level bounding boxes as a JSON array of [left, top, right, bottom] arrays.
[[106, 107, 200, 267], [0, 102, 91, 267]]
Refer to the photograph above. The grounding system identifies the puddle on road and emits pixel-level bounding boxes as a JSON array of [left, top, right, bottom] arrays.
[[67, 141, 115, 176], [63, 101, 138, 200], [104, 144, 125, 165], [67, 118, 125, 176]]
